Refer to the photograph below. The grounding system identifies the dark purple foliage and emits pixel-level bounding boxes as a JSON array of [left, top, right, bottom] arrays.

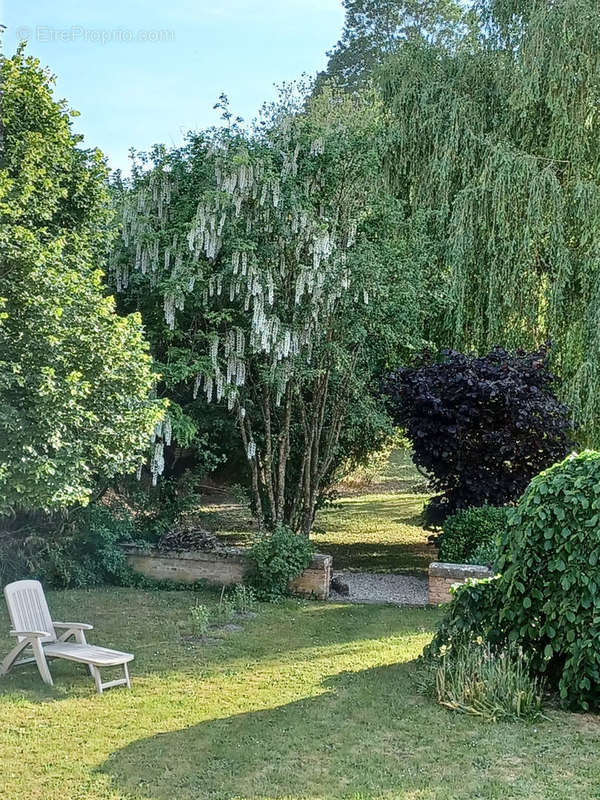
[[382, 346, 573, 524]]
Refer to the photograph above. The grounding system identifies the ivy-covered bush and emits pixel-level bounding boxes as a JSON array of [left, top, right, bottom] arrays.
[[425, 577, 504, 660], [438, 505, 509, 564], [498, 451, 600, 710], [429, 451, 600, 711], [248, 526, 314, 601], [382, 346, 572, 524]]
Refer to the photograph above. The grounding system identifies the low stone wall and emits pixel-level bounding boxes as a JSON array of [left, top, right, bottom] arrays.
[[428, 562, 494, 605], [122, 544, 332, 600]]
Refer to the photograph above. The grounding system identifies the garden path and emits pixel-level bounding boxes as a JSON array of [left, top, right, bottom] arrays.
[[329, 570, 428, 606]]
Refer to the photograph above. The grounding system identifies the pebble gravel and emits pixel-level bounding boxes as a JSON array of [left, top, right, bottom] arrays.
[[329, 570, 428, 606]]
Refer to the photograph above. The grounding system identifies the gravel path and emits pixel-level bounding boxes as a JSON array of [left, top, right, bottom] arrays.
[[329, 571, 428, 607]]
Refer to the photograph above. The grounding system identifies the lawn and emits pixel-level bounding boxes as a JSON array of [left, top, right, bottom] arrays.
[[313, 493, 434, 573], [200, 449, 434, 573], [1, 587, 600, 800]]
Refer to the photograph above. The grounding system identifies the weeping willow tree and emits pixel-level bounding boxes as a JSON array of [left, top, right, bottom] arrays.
[[382, 0, 600, 444], [112, 88, 424, 532]]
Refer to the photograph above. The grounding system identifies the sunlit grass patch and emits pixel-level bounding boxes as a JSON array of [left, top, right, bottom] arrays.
[[1, 588, 599, 800]]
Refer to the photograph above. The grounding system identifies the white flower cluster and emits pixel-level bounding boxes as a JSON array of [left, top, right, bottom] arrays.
[[119, 171, 173, 292], [196, 329, 247, 404], [146, 416, 172, 486], [121, 127, 365, 414]]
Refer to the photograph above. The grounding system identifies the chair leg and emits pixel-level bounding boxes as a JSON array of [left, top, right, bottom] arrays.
[[31, 640, 53, 686], [0, 639, 29, 676], [123, 662, 131, 689], [90, 664, 103, 694]]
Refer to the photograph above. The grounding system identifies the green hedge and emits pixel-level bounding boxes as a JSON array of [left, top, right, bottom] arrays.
[[437, 505, 509, 564]]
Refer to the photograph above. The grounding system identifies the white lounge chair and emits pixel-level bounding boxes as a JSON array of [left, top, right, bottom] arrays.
[[1, 579, 134, 693]]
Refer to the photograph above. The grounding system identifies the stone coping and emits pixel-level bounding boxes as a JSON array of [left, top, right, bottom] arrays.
[[429, 561, 494, 580], [121, 542, 332, 570]]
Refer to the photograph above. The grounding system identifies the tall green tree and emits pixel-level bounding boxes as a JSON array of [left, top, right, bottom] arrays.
[[316, 0, 464, 91], [0, 46, 163, 513], [112, 88, 426, 532], [382, 0, 600, 444]]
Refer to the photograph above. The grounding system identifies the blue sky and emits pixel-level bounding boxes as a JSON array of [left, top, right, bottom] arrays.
[[2, 0, 344, 173]]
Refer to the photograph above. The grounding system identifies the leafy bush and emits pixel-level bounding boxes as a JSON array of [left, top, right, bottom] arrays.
[[119, 472, 204, 543], [498, 451, 600, 710], [189, 603, 211, 637], [429, 451, 600, 711], [382, 346, 572, 524], [0, 504, 137, 588], [465, 540, 499, 568], [438, 505, 509, 564], [425, 577, 505, 660], [45, 504, 137, 588], [248, 526, 314, 602], [432, 640, 544, 722]]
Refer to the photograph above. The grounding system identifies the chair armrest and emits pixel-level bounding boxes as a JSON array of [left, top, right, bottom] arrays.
[[10, 630, 51, 638], [53, 621, 93, 631]]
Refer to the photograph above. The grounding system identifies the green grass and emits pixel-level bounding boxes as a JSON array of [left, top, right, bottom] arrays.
[[1, 587, 600, 799], [206, 492, 433, 574], [338, 448, 429, 495], [314, 492, 434, 573], [201, 450, 434, 573]]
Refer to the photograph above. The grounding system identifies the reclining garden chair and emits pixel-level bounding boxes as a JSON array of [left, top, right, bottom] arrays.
[[1, 579, 134, 693]]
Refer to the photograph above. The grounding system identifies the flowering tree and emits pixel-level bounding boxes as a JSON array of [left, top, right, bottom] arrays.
[[113, 89, 424, 531]]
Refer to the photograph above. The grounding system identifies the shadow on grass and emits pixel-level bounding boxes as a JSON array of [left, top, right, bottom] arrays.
[[313, 539, 435, 573], [0, 593, 439, 702], [100, 661, 436, 800]]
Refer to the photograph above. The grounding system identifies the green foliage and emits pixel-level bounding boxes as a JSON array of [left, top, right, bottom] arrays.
[[247, 526, 314, 602], [0, 47, 163, 513], [438, 505, 510, 564], [431, 640, 545, 722], [43, 504, 137, 588], [189, 602, 211, 637], [381, 0, 600, 446], [337, 429, 406, 488], [315, 0, 464, 91], [0, 503, 137, 589], [498, 451, 600, 710], [430, 451, 600, 710], [112, 86, 427, 532], [230, 584, 258, 614], [426, 577, 504, 653], [118, 471, 204, 542], [465, 539, 499, 568]]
